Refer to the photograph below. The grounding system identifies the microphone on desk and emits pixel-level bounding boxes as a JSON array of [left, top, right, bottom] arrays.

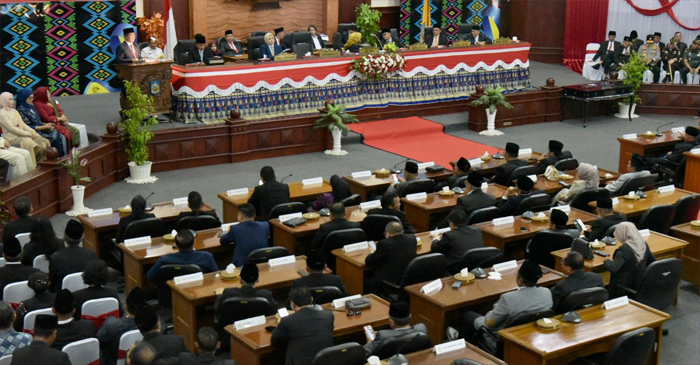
[[280, 174, 293, 183], [387, 332, 424, 365], [562, 301, 589, 324], [493, 149, 504, 159], [470, 256, 497, 279], [655, 121, 673, 136], [143, 192, 155, 211], [373, 34, 383, 49], [391, 158, 411, 174]]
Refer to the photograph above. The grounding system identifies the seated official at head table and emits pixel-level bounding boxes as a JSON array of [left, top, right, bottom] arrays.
[[343, 25, 361, 53], [308, 25, 325, 50], [425, 26, 448, 48], [379, 28, 404, 49], [141, 36, 164, 60], [188, 33, 214, 65], [220, 29, 243, 56], [219, 203, 270, 267], [460, 24, 492, 45], [260, 32, 284, 61]]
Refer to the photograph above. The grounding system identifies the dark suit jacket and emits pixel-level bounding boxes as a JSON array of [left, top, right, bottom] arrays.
[[21, 237, 63, 266], [220, 220, 270, 267], [248, 180, 290, 220], [455, 189, 498, 217], [491, 159, 528, 186], [0, 263, 40, 300], [311, 218, 361, 250], [143, 332, 189, 361], [259, 44, 284, 60], [10, 340, 71, 365], [593, 40, 621, 62], [2, 216, 35, 244], [220, 39, 243, 56], [146, 249, 219, 282], [116, 213, 156, 243], [310, 34, 326, 50], [365, 234, 418, 292], [49, 246, 98, 292], [291, 273, 349, 296], [214, 285, 278, 315], [364, 323, 428, 356], [435, 173, 467, 191], [72, 286, 124, 320], [550, 270, 604, 312], [604, 243, 655, 298], [188, 46, 215, 65], [678, 41, 688, 54], [271, 306, 335, 365], [367, 208, 416, 233], [667, 140, 699, 163], [52, 318, 96, 350], [462, 33, 492, 44], [14, 292, 55, 332], [115, 42, 142, 63], [179, 352, 235, 365], [96, 316, 137, 365], [431, 225, 484, 274], [177, 209, 220, 222], [536, 151, 573, 174], [497, 190, 546, 216], [425, 33, 448, 48], [585, 213, 628, 240]]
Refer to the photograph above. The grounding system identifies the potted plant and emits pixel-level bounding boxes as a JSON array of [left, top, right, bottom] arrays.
[[355, 4, 381, 47], [120, 80, 159, 183], [61, 147, 91, 215], [617, 51, 644, 119], [470, 86, 514, 136], [313, 101, 359, 156]]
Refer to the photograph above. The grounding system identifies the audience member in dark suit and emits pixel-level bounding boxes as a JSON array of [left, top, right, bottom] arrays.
[[220, 203, 270, 267], [368, 192, 416, 233], [51, 289, 96, 350], [291, 253, 349, 296], [2, 196, 35, 244], [97, 287, 148, 365], [0, 300, 33, 356], [308, 25, 326, 50], [453, 171, 497, 217], [425, 27, 448, 48], [436, 157, 470, 191], [115, 27, 142, 63], [135, 306, 189, 361], [14, 272, 55, 332], [592, 31, 621, 74], [147, 229, 219, 282], [49, 220, 97, 292], [431, 210, 484, 274], [271, 287, 334, 365], [491, 142, 527, 186], [220, 30, 243, 56], [260, 32, 284, 60], [379, 28, 404, 49], [72, 260, 124, 320], [177, 191, 220, 225], [274, 27, 292, 50], [188, 33, 214, 65], [214, 263, 278, 316], [0, 237, 40, 300], [536, 140, 573, 174], [540, 209, 580, 240], [639, 126, 700, 167], [630, 30, 644, 50], [384, 161, 422, 198], [311, 203, 361, 251], [584, 198, 627, 241], [116, 195, 155, 243], [330, 174, 351, 203], [550, 252, 604, 312], [128, 341, 157, 365], [365, 222, 418, 294], [248, 166, 290, 220], [178, 327, 235, 365], [461, 24, 492, 45], [21, 216, 63, 267], [10, 314, 71, 365], [364, 301, 427, 356], [497, 175, 545, 216], [604, 223, 656, 298]]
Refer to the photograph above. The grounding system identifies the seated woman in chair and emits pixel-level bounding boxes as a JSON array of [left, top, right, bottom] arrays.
[[21, 216, 64, 267], [115, 195, 155, 243], [260, 32, 283, 60], [604, 222, 655, 298], [0, 92, 49, 167], [552, 163, 599, 205], [15, 88, 67, 156], [33, 87, 80, 148], [72, 260, 123, 320]]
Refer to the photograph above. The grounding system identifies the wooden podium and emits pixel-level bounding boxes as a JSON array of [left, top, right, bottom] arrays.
[[114, 60, 173, 116]]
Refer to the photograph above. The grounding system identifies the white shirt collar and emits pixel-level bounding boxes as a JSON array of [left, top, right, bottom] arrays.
[[58, 318, 74, 325], [5, 262, 22, 265]]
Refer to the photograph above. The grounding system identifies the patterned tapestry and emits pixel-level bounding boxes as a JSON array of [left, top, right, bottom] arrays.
[[0, 1, 136, 96]]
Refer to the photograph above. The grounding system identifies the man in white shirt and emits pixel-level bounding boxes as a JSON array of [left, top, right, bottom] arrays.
[[605, 155, 651, 195], [141, 37, 164, 60]]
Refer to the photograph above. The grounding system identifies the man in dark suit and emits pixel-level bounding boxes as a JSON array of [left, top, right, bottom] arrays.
[[584, 198, 627, 241], [220, 30, 243, 56], [135, 306, 189, 361], [51, 289, 96, 350], [311, 203, 361, 250], [491, 142, 527, 186], [178, 327, 234, 365], [0, 237, 39, 300], [544, 209, 580, 239], [436, 157, 470, 191], [2, 196, 35, 244], [177, 191, 220, 224], [431, 210, 484, 274], [592, 31, 621, 75], [291, 253, 349, 296], [643, 126, 700, 167], [248, 166, 290, 220], [146, 229, 219, 282], [536, 140, 573, 174], [380, 28, 403, 49], [653, 32, 665, 52], [454, 171, 497, 218], [271, 287, 334, 365], [368, 192, 416, 233], [10, 315, 71, 365], [461, 24, 492, 45], [274, 27, 292, 50], [220, 203, 270, 267], [365, 221, 418, 294], [128, 341, 156, 365], [630, 30, 644, 51], [550, 252, 604, 312], [116, 195, 155, 244], [188, 33, 214, 65], [214, 263, 278, 316], [497, 175, 545, 216], [115, 27, 142, 63], [97, 287, 147, 365], [611, 36, 635, 73], [425, 26, 447, 48], [385, 161, 421, 198], [49, 220, 97, 292], [674, 31, 688, 54], [364, 301, 427, 356]]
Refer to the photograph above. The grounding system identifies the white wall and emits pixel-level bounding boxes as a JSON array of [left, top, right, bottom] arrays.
[[607, 0, 700, 45], [136, 0, 144, 17], [371, 0, 400, 7]]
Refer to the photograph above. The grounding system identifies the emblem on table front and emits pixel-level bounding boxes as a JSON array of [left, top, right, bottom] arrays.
[[150, 80, 161, 96]]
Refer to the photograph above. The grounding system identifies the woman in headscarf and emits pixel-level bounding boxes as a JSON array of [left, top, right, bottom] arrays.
[[115, 195, 155, 243], [343, 30, 362, 53], [0, 92, 49, 167], [552, 162, 600, 205], [32, 86, 80, 148], [15, 88, 67, 156], [0, 101, 33, 177], [604, 222, 656, 298]]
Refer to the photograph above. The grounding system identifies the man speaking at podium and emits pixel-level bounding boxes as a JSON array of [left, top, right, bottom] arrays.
[[116, 27, 142, 63]]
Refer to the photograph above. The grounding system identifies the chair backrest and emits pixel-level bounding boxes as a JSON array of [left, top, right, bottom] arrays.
[[311, 342, 366, 365], [116, 329, 143, 365], [62, 338, 100, 365], [459, 247, 505, 272], [155, 264, 202, 308], [671, 194, 700, 226], [585, 43, 600, 61], [23, 308, 53, 334], [509, 165, 539, 187], [527, 231, 574, 269], [337, 23, 356, 35], [322, 228, 367, 272], [33, 254, 50, 273], [81, 297, 120, 330], [16, 232, 31, 248], [617, 173, 659, 195], [246, 247, 290, 265], [282, 33, 292, 47], [0, 355, 11, 365], [373, 331, 432, 359], [217, 297, 274, 327], [637, 204, 675, 234], [361, 214, 401, 241], [467, 206, 502, 225], [292, 43, 312, 57], [570, 188, 610, 212], [339, 194, 361, 207], [123, 218, 168, 241], [399, 253, 447, 288], [4, 281, 34, 309], [514, 194, 552, 215], [177, 215, 220, 231], [0, 258, 5, 268], [458, 23, 473, 35], [251, 31, 267, 37], [137, 42, 148, 50], [174, 39, 195, 65], [62, 272, 88, 292], [634, 258, 682, 310], [504, 309, 555, 328], [268, 202, 306, 220], [601, 327, 656, 365], [603, 223, 620, 238], [559, 287, 609, 313], [553, 158, 579, 171], [292, 31, 312, 45], [402, 179, 436, 196], [247, 35, 266, 59], [451, 360, 484, 365], [308, 286, 344, 305]]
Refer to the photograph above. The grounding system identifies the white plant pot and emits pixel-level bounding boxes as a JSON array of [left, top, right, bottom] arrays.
[[126, 161, 157, 184], [479, 109, 504, 136], [324, 127, 348, 156], [71, 185, 85, 211], [615, 102, 639, 119]]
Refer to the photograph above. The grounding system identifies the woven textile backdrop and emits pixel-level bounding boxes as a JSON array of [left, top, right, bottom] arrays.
[[0, 1, 136, 97]]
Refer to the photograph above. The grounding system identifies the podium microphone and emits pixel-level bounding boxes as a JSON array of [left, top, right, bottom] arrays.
[[470, 255, 499, 279], [280, 174, 293, 183], [387, 333, 424, 365]]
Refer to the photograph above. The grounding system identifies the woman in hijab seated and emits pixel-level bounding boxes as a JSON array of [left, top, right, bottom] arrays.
[[15, 88, 67, 156], [343, 29, 362, 53], [115, 195, 155, 243], [604, 222, 655, 298], [0, 92, 49, 167], [552, 163, 599, 205], [32, 86, 80, 149]]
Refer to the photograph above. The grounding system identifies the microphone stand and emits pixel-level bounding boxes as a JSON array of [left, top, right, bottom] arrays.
[[470, 256, 496, 279], [387, 332, 423, 365], [280, 174, 293, 183], [391, 158, 411, 174], [492, 149, 504, 159], [655, 121, 673, 137], [143, 192, 155, 211]]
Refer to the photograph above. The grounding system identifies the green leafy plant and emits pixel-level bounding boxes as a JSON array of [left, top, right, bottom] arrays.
[[620, 51, 645, 105], [120, 80, 159, 166], [60, 147, 91, 186], [469, 86, 514, 114], [312, 102, 359, 136], [355, 4, 381, 46], [383, 42, 398, 52]]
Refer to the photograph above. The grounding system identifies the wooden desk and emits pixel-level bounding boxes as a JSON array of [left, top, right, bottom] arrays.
[[499, 300, 670, 365], [226, 294, 390, 365], [683, 151, 700, 194], [405, 261, 564, 345], [269, 206, 365, 255], [168, 255, 316, 351], [617, 131, 682, 173], [402, 184, 508, 232], [223, 54, 250, 62], [332, 231, 434, 295], [474, 152, 544, 177], [218, 180, 332, 223], [670, 223, 700, 292], [343, 170, 452, 202], [589, 189, 694, 219], [378, 344, 506, 365], [533, 168, 620, 195]]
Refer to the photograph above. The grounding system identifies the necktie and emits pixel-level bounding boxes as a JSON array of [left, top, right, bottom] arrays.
[[608, 42, 613, 51], [432, 36, 439, 48], [199, 50, 203, 61], [129, 43, 136, 58], [230, 42, 238, 53]]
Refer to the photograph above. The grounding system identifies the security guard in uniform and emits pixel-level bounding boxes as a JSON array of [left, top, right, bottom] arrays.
[[681, 39, 700, 84], [639, 35, 661, 72], [660, 38, 683, 83]]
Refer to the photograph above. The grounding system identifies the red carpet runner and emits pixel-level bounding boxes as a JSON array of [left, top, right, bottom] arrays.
[[349, 117, 500, 168]]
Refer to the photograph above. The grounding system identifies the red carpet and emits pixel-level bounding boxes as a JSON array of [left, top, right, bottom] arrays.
[[349, 117, 500, 168]]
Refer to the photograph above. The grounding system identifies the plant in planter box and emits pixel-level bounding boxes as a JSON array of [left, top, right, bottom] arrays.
[[120, 80, 159, 183], [470, 86, 513, 136], [313, 101, 359, 156]]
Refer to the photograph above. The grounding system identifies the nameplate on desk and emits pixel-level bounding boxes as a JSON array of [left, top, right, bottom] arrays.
[[493, 260, 518, 272], [278, 308, 289, 318], [275, 53, 297, 61], [360, 46, 379, 54], [221, 222, 239, 233], [319, 50, 341, 58], [622, 133, 638, 140], [416, 162, 434, 171], [302, 177, 323, 186], [360, 200, 381, 211], [406, 192, 427, 202], [268, 255, 296, 267], [332, 294, 362, 309], [612, 197, 619, 206], [420, 278, 443, 295], [340, 241, 367, 253], [352, 171, 372, 179], [234, 315, 267, 331], [430, 227, 451, 238], [657, 185, 675, 194], [527, 174, 537, 182], [124, 236, 152, 250], [638, 229, 650, 238], [671, 127, 685, 134], [409, 44, 428, 50], [278, 212, 303, 223], [226, 188, 249, 196], [691, 148, 700, 155], [468, 158, 482, 167], [518, 148, 532, 157], [551, 205, 571, 214], [492, 216, 514, 227], [481, 182, 489, 191], [174, 272, 203, 286], [434, 339, 466, 355], [173, 197, 188, 206], [603, 296, 629, 310], [88, 208, 113, 218], [451, 41, 472, 47]]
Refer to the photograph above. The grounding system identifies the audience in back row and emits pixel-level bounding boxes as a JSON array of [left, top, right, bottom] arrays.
[[21, 216, 63, 267], [72, 260, 123, 319], [2, 197, 35, 244], [11, 314, 71, 365], [14, 271, 54, 332], [51, 289, 96, 350], [98, 287, 147, 365], [0, 236, 40, 301]]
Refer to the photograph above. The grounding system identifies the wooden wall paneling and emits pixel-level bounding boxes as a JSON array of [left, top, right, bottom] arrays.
[[339, 0, 368, 24], [377, 6, 400, 30], [143, 0, 191, 39], [500, 0, 566, 63], [467, 87, 562, 131], [325, 0, 340, 39], [636, 84, 700, 116]]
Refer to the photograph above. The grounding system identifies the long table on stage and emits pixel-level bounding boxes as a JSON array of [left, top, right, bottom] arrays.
[[171, 43, 532, 123]]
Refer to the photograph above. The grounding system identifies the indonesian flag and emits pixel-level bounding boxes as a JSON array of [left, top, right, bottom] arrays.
[[163, 0, 178, 60]]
